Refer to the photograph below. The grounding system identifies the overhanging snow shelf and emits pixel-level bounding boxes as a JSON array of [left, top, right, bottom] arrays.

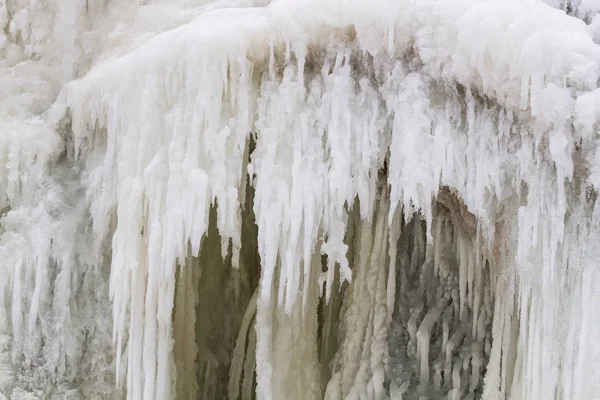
[[1, 0, 600, 399]]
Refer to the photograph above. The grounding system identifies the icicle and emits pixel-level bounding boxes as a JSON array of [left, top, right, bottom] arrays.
[[417, 306, 443, 388], [229, 288, 258, 400], [387, 205, 401, 323]]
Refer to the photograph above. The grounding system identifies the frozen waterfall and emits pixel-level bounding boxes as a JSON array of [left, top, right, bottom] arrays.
[[1, 0, 600, 399]]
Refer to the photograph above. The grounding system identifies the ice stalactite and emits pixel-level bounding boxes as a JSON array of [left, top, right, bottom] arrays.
[[0, 119, 120, 399], [387, 190, 495, 400], [323, 191, 392, 400], [2, 0, 600, 399], [173, 198, 259, 400]]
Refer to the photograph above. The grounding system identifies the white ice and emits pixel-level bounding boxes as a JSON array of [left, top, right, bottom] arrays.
[[0, 0, 599, 399]]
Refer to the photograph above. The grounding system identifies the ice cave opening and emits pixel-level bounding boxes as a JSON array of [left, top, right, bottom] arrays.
[[171, 182, 496, 400], [2, 0, 600, 399]]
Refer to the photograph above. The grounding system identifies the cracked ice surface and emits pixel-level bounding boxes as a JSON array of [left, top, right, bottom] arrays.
[[1, 0, 600, 399]]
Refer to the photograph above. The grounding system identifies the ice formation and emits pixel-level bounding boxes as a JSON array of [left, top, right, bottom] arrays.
[[1, 0, 600, 399]]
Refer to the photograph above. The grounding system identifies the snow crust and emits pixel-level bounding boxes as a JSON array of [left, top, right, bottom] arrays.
[[1, 0, 600, 399]]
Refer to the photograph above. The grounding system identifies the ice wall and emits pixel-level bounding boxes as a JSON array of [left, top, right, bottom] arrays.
[[1, 0, 600, 399]]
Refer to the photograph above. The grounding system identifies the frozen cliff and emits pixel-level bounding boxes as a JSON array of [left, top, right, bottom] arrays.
[[1, 0, 600, 399]]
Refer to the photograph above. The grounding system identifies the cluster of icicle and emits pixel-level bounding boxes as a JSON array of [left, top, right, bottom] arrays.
[[1, 0, 600, 399]]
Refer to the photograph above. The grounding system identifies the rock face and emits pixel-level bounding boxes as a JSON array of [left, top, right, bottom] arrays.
[[0, 0, 599, 399]]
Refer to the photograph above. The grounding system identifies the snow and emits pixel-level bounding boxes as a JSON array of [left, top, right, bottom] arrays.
[[1, 0, 600, 399]]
